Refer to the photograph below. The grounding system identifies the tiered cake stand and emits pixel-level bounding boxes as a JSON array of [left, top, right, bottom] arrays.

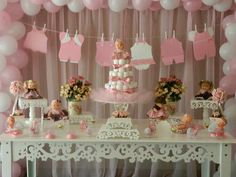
[[191, 100, 219, 127], [18, 97, 47, 130], [91, 88, 153, 140]]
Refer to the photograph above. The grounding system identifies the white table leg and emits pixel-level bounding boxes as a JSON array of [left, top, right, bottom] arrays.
[[219, 144, 231, 177], [201, 160, 210, 177], [203, 108, 210, 127], [27, 159, 37, 177], [1, 141, 12, 177]]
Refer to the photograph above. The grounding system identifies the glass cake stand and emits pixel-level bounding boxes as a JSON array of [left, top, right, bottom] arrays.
[[91, 88, 153, 140]]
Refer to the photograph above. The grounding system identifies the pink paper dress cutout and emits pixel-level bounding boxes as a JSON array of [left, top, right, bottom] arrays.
[[161, 32, 184, 65], [188, 25, 216, 60], [130, 41, 155, 70], [24, 25, 48, 53], [95, 40, 115, 66], [59, 31, 84, 63]]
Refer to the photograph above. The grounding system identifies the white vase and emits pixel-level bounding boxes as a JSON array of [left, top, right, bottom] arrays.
[[68, 101, 82, 116]]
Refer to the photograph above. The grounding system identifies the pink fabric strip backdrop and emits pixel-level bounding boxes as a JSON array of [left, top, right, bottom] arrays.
[[21, 7, 224, 177]]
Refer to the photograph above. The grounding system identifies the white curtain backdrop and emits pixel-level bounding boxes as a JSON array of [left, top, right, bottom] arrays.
[[21, 7, 224, 177]]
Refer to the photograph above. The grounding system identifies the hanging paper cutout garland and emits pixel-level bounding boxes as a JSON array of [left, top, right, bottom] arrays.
[[130, 42, 155, 70], [24, 25, 48, 54], [161, 33, 184, 65], [95, 40, 115, 66], [188, 26, 216, 61], [59, 31, 84, 63]]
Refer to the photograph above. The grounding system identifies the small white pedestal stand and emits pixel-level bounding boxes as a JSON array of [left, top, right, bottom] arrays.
[[18, 97, 47, 130], [91, 88, 152, 140], [191, 100, 219, 127]]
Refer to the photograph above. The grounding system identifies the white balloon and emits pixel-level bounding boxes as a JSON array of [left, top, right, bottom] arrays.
[[0, 92, 12, 112], [0, 54, 6, 72], [67, 0, 85, 13], [224, 104, 236, 119], [225, 97, 236, 108], [20, 0, 41, 16], [0, 35, 17, 56], [213, 0, 232, 12], [6, 21, 26, 40], [0, 0, 7, 11], [160, 0, 180, 10], [108, 0, 128, 12], [225, 23, 236, 45], [223, 61, 230, 75], [202, 0, 220, 6], [219, 42, 236, 61], [52, 0, 69, 6]]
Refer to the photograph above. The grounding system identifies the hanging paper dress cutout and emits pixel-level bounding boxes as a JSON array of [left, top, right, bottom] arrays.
[[95, 40, 115, 66], [59, 32, 84, 63], [188, 27, 216, 61], [24, 26, 48, 54], [130, 42, 155, 70], [161, 37, 184, 65]]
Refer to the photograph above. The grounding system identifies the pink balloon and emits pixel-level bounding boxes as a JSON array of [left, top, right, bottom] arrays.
[[5, 3, 24, 21], [43, 1, 61, 13], [0, 65, 22, 87], [183, 0, 202, 12], [7, 49, 29, 69], [235, 11, 236, 20], [30, 0, 46, 4], [83, 0, 103, 10], [0, 11, 12, 33], [149, 1, 161, 11], [0, 81, 2, 91], [222, 15, 236, 29], [219, 75, 236, 95], [132, 0, 152, 11]]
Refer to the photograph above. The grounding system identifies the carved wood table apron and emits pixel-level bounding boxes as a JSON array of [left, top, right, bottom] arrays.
[[1, 119, 235, 177]]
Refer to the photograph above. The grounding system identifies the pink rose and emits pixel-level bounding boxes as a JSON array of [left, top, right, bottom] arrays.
[[78, 76, 84, 81], [212, 88, 226, 102], [68, 77, 77, 86]]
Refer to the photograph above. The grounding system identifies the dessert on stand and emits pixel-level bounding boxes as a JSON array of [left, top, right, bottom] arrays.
[[191, 80, 219, 127], [18, 80, 47, 130], [91, 39, 152, 140]]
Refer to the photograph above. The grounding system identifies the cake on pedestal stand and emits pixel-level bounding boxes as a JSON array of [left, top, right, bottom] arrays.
[[91, 89, 152, 140], [18, 97, 47, 130], [191, 100, 218, 127]]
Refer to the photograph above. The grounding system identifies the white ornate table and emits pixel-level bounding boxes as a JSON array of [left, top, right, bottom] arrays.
[[1, 119, 235, 177]]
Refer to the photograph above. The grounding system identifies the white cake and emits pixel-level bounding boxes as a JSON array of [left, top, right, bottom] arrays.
[[105, 56, 138, 93]]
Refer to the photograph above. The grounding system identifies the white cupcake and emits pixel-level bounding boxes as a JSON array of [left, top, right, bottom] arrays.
[[118, 72, 123, 78], [119, 59, 125, 65]]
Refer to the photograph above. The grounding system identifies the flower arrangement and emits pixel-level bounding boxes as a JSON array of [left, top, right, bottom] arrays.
[[154, 75, 185, 105], [60, 76, 92, 102], [9, 81, 26, 116], [147, 75, 185, 120]]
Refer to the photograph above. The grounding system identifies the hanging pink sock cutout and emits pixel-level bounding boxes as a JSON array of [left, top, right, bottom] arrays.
[[24, 23, 48, 54], [130, 34, 155, 70], [161, 31, 184, 65], [59, 30, 84, 63], [95, 34, 115, 66], [188, 24, 216, 60]]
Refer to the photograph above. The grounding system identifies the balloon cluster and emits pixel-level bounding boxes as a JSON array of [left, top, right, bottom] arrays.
[[219, 13, 236, 131], [0, 0, 28, 137], [219, 14, 236, 95], [24, 0, 236, 14]]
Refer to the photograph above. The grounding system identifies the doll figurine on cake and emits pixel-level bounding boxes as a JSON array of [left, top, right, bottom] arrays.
[[23, 80, 42, 99], [47, 99, 68, 121], [170, 114, 193, 134], [195, 80, 213, 100], [208, 88, 227, 137], [5, 115, 22, 136], [105, 39, 138, 94]]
